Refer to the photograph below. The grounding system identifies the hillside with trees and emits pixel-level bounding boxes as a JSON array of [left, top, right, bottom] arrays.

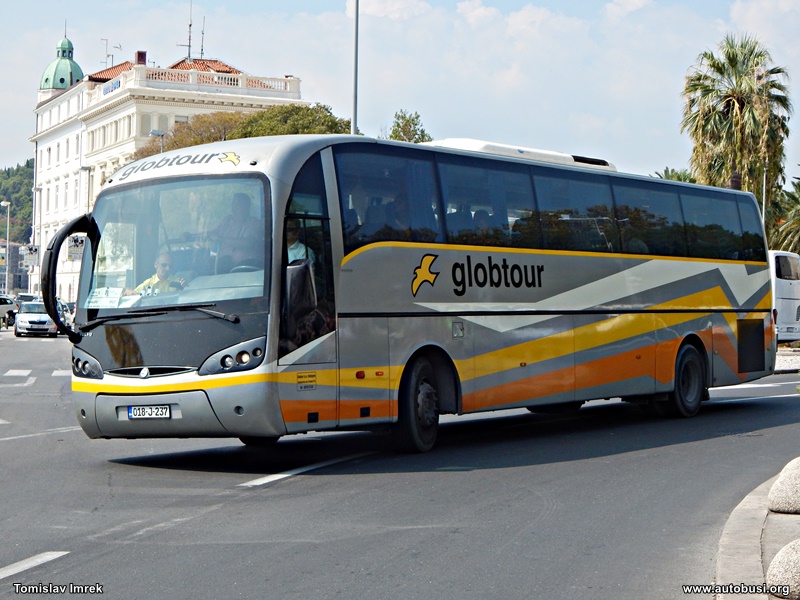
[[0, 159, 34, 244]]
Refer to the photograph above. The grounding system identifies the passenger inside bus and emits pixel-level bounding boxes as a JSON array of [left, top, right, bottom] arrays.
[[286, 219, 316, 264], [127, 252, 185, 296]]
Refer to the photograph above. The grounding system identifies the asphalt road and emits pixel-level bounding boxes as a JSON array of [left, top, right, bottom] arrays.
[[2, 331, 799, 600]]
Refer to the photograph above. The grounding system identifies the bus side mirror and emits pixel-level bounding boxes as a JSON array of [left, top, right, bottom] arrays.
[[42, 214, 91, 344]]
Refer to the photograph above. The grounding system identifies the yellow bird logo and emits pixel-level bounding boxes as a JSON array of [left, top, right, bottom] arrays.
[[218, 152, 240, 166], [412, 254, 439, 296]]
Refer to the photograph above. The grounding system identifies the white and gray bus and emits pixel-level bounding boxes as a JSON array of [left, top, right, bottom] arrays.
[[42, 135, 775, 452], [770, 249, 800, 343]]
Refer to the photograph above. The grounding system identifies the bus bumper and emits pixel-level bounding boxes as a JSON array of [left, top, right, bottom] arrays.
[[74, 382, 287, 439]]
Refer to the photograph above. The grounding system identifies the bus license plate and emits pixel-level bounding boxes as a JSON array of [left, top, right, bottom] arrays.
[[128, 405, 171, 419]]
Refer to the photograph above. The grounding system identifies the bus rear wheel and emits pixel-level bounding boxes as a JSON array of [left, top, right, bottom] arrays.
[[659, 345, 706, 418], [394, 356, 440, 453]]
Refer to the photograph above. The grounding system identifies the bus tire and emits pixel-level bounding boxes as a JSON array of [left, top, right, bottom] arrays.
[[394, 356, 440, 453], [239, 436, 279, 447], [665, 344, 706, 418]]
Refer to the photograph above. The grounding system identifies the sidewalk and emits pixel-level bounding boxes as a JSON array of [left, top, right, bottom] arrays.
[[714, 349, 800, 599]]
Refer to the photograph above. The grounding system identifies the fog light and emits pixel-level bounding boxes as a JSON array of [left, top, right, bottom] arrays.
[[236, 351, 251, 365], [221, 355, 234, 369]]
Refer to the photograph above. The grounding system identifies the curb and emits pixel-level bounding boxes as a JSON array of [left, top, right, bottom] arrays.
[[715, 476, 777, 600]]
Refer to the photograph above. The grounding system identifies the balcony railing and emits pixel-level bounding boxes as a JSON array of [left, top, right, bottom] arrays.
[[88, 65, 301, 105]]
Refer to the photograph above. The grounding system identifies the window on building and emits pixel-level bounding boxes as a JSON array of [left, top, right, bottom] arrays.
[[139, 114, 152, 137]]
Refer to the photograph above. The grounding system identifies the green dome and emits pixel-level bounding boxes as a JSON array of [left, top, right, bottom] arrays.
[[40, 37, 84, 90]]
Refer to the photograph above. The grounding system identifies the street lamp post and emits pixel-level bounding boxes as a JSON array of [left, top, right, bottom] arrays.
[[1, 200, 9, 295], [80, 165, 92, 213], [351, 0, 359, 135], [149, 129, 166, 153], [33, 185, 42, 294]]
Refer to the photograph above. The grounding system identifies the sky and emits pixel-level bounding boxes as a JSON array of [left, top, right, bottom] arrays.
[[3, 0, 799, 182]]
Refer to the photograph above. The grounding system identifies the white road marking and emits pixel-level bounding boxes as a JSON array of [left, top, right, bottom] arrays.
[[51, 370, 72, 377], [0, 551, 70, 581], [0, 426, 81, 442], [239, 453, 372, 488], [713, 382, 783, 390], [3, 370, 31, 377], [0, 419, 9, 425], [0, 377, 36, 388]]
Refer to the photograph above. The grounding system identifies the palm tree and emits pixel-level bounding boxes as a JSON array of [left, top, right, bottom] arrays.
[[772, 179, 800, 252], [681, 33, 791, 210], [653, 167, 696, 183]]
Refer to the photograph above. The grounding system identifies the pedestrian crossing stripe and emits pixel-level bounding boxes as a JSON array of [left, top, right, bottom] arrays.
[[1, 370, 70, 377]]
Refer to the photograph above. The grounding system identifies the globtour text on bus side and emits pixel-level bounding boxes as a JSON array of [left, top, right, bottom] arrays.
[[452, 255, 544, 297]]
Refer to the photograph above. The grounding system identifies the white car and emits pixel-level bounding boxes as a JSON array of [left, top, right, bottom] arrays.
[[14, 302, 58, 337]]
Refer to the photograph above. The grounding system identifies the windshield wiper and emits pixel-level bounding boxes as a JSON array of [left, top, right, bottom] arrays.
[[78, 303, 239, 333], [79, 310, 168, 333], [149, 303, 240, 323]]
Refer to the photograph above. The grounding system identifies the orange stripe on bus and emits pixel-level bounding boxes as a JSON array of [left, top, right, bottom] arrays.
[[279, 399, 395, 424]]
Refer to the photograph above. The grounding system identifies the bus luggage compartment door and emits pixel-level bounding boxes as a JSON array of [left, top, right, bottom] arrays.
[[337, 317, 392, 428]]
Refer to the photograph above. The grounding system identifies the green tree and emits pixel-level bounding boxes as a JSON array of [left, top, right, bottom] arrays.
[[681, 33, 791, 213], [231, 103, 351, 138], [772, 177, 800, 252], [653, 167, 696, 183], [0, 159, 34, 244], [133, 111, 249, 161], [382, 109, 433, 143]]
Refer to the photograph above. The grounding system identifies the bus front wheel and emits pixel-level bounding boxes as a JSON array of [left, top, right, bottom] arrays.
[[661, 344, 706, 418], [394, 356, 440, 453]]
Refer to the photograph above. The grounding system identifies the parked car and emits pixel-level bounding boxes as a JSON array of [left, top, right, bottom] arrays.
[[1, 295, 18, 327], [14, 302, 58, 337]]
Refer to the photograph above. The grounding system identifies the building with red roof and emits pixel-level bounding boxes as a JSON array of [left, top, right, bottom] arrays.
[[29, 37, 306, 299]]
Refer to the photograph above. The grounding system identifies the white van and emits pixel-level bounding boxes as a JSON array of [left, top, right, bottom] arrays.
[[770, 250, 800, 343]]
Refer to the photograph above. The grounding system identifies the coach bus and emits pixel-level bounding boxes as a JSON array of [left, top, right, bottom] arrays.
[[41, 134, 775, 452], [770, 249, 800, 343]]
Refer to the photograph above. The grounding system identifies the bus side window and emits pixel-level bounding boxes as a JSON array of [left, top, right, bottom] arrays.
[[738, 197, 767, 262], [612, 183, 686, 257], [334, 144, 444, 253], [534, 170, 618, 253], [438, 156, 527, 247], [681, 191, 743, 260]]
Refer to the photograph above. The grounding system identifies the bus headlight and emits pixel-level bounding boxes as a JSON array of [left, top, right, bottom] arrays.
[[200, 337, 266, 376], [72, 348, 103, 379]]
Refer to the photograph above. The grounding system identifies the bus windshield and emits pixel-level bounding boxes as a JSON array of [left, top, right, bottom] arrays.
[[77, 175, 270, 312]]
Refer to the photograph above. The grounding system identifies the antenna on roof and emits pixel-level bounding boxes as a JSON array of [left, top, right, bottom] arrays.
[[200, 16, 205, 59], [177, 0, 193, 60], [101, 38, 111, 68]]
